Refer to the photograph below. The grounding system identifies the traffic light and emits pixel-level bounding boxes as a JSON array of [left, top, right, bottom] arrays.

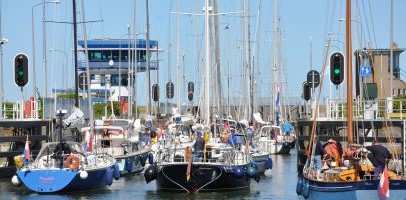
[[302, 82, 311, 101], [330, 52, 344, 85], [187, 82, 194, 101], [166, 82, 174, 99], [14, 53, 29, 87], [152, 84, 159, 102]]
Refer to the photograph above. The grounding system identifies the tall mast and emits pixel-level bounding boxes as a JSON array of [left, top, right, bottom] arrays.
[[345, 0, 353, 144], [176, 0, 180, 113], [204, 0, 210, 125], [389, 0, 393, 98], [244, 1, 251, 121], [73, 0, 79, 108], [146, 0, 151, 116], [213, 0, 222, 116], [272, 0, 280, 125]]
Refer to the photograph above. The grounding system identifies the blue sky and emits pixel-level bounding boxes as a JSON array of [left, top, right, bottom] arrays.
[[1, 0, 405, 106]]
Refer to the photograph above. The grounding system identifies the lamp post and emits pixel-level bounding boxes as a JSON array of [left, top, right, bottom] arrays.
[[339, 18, 363, 48], [32, 1, 60, 100], [0, 37, 7, 119]]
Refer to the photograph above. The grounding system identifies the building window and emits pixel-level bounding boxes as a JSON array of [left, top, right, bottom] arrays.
[[100, 74, 106, 86]]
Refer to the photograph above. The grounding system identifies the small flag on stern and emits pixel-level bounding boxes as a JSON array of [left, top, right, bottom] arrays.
[[23, 135, 31, 164], [378, 164, 390, 200], [157, 123, 163, 140], [84, 130, 93, 152], [185, 147, 192, 181]]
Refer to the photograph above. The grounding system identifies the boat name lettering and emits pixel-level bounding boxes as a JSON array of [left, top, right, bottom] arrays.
[[39, 176, 54, 184]]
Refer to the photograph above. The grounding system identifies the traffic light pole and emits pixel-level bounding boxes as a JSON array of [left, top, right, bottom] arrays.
[[20, 87, 24, 119]]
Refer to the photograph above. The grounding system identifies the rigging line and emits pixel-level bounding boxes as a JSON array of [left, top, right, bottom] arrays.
[[366, 0, 377, 47], [360, 0, 372, 48], [95, 0, 104, 40], [353, 0, 363, 48], [366, 45, 398, 161], [307, 38, 331, 157]]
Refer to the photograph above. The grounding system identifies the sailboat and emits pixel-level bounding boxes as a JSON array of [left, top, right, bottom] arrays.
[[297, 0, 406, 199], [253, 0, 294, 156], [12, 109, 119, 193], [80, 118, 150, 176], [143, 0, 257, 192]]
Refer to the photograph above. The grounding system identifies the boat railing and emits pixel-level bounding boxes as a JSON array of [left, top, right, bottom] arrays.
[[158, 145, 249, 165], [300, 97, 406, 120]]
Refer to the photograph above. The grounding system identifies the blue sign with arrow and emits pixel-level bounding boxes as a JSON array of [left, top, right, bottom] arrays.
[[360, 65, 372, 77]]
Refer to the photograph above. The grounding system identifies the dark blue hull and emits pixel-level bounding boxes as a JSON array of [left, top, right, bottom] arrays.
[[156, 163, 250, 192], [115, 151, 149, 175]]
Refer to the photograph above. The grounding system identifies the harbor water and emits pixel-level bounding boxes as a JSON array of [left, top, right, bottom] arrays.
[[0, 151, 302, 200]]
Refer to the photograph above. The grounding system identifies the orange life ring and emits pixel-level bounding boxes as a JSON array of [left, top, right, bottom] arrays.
[[65, 154, 80, 170]]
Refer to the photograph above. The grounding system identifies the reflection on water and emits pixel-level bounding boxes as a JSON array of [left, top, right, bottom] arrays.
[[0, 151, 303, 200]]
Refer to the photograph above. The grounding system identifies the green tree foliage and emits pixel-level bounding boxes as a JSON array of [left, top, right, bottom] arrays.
[[57, 93, 76, 99], [394, 95, 406, 113]]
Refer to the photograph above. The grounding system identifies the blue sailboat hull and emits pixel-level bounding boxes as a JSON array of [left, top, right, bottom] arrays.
[[302, 177, 406, 200], [17, 167, 112, 193]]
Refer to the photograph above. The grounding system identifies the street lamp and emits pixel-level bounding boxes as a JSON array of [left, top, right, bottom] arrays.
[[32, 0, 60, 100], [0, 38, 8, 119], [338, 18, 363, 48]]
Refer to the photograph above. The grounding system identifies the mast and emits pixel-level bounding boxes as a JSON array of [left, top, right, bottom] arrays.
[[80, 0, 93, 129], [345, 0, 353, 144], [204, 0, 210, 125], [243, 0, 251, 121], [272, 0, 280, 125], [0, 1, 4, 119], [146, 0, 151, 116], [389, 0, 393, 99], [176, 0, 180, 113], [73, 0, 79, 108], [213, 0, 222, 116]]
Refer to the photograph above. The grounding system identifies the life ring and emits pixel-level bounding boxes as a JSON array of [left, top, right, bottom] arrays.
[[65, 154, 80, 170]]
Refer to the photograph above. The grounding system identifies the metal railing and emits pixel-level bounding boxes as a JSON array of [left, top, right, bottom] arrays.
[[299, 98, 406, 120]]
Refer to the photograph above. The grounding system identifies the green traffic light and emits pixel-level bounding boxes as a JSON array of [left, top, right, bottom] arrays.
[[334, 68, 340, 75], [17, 70, 24, 77]]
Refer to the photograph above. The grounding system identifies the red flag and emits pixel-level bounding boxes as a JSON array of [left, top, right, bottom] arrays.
[[378, 164, 390, 200], [224, 121, 230, 132]]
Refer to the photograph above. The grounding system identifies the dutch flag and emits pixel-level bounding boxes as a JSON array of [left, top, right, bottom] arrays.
[[84, 131, 93, 152], [378, 164, 390, 200], [275, 84, 280, 107], [23, 135, 31, 165]]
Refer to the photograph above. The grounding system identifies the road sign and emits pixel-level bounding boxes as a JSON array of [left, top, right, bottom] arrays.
[[307, 70, 320, 88], [360, 65, 372, 77], [78, 72, 88, 90]]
